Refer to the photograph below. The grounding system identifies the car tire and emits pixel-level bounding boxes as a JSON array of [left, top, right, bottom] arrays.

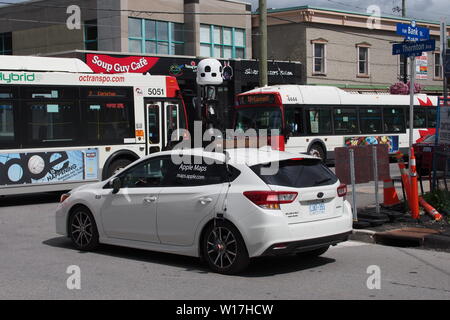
[[202, 221, 249, 275], [308, 143, 326, 161], [296, 245, 329, 258], [68, 206, 99, 251], [106, 158, 132, 178]]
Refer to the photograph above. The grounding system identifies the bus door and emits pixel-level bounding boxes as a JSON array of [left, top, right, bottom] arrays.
[[145, 101, 181, 154], [164, 102, 181, 146]]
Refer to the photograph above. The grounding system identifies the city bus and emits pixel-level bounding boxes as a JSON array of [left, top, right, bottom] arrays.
[[234, 85, 436, 161], [0, 56, 188, 195]]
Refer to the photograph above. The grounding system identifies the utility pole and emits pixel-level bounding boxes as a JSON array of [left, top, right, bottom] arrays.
[[402, 0, 408, 83], [442, 21, 448, 125], [259, 0, 268, 87]]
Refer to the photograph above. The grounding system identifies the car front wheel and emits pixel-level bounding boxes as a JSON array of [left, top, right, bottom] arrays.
[[202, 221, 249, 274], [69, 206, 99, 251]]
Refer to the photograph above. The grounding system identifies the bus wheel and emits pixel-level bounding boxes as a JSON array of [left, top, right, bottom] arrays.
[[106, 158, 132, 178], [309, 144, 325, 161]]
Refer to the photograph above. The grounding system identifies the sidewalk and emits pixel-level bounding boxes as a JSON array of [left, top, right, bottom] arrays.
[[347, 172, 450, 251]]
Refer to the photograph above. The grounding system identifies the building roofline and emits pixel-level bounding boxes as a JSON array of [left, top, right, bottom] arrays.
[[220, 0, 251, 6], [258, 5, 444, 26]]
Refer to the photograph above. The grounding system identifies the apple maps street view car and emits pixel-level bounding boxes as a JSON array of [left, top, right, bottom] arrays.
[[56, 148, 353, 274]]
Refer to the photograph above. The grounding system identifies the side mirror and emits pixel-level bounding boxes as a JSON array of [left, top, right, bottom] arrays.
[[110, 177, 121, 194]]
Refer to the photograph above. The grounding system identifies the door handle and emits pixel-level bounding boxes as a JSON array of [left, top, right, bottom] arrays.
[[199, 197, 213, 205], [144, 196, 157, 203]]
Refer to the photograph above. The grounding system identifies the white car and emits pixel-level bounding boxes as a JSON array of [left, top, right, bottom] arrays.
[[56, 148, 353, 274]]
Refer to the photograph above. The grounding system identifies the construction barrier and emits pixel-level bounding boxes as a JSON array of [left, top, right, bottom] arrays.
[[418, 197, 443, 221], [382, 179, 401, 206]]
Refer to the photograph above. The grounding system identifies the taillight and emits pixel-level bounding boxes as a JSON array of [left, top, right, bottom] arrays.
[[243, 191, 297, 209], [337, 184, 347, 197], [60, 193, 71, 203]]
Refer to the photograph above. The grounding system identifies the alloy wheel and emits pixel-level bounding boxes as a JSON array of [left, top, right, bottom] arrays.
[[206, 227, 237, 269], [70, 211, 93, 248]]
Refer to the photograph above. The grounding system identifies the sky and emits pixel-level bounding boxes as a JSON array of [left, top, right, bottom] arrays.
[[248, 0, 450, 23], [1, 0, 449, 23]]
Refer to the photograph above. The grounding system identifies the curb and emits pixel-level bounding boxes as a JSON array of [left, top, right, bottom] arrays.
[[349, 229, 376, 244], [350, 228, 450, 251], [423, 234, 450, 251]]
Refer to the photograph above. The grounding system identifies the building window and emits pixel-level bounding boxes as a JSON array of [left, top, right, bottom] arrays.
[[312, 41, 326, 75], [200, 24, 245, 59], [434, 52, 442, 79], [84, 20, 98, 51], [0, 32, 12, 55], [357, 46, 369, 76], [128, 18, 184, 55]]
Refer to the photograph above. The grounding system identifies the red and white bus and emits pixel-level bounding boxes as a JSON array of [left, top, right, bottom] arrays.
[[235, 85, 436, 160], [0, 56, 188, 195]]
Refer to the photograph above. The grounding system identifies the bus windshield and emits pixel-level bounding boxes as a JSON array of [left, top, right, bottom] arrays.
[[235, 107, 282, 131]]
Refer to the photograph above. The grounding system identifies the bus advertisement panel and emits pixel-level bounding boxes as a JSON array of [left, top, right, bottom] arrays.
[[0, 149, 99, 187]]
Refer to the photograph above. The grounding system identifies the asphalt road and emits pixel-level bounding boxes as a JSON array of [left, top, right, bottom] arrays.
[[0, 193, 449, 300]]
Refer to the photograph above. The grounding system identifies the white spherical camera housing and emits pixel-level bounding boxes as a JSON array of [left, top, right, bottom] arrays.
[[196, 58, 223, 85]]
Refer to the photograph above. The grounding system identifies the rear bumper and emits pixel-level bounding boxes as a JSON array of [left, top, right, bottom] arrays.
[[261, 231, 351, 256]]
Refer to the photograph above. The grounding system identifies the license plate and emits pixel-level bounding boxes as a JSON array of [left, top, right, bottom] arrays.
[[309, 202, 326, 214]]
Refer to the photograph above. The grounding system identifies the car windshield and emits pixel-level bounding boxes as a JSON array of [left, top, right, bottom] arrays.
[[235, 107, 282, 131], [251, 158, 338, 188]]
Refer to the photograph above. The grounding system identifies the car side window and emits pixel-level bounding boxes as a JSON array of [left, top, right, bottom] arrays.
[[162, 156, 228, 187], [118, 156, 170, 188]]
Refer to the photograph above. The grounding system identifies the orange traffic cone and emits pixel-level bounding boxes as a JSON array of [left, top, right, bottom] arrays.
[[409, 148, 420, 220], [419, 197, 443, 221], [383, 179, 401, 206]]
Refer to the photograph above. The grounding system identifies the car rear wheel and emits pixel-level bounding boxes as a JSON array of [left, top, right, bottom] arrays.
[[69, 207, 99, 251], [296, 245, 329, 258], [202, 221, 249, 274]]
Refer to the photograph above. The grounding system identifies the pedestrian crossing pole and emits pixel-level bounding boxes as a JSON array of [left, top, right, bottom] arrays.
[[408, 55, 416, 160]]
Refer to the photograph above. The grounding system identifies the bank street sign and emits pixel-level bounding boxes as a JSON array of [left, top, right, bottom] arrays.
[[396, 20, 430, 41]]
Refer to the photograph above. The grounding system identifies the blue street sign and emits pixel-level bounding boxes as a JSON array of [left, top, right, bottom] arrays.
[[392, 39, 436, 57], [396, 21, 430, 41]]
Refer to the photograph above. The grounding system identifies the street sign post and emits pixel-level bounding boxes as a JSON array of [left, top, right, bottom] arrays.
[[393, 21, 433, 165], [445, 49, 450, 78]]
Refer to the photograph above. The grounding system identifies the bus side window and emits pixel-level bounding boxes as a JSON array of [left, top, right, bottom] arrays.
[[406, 108, 427, 128], [359, 107, 382, 134], [306, 107, 332, 135], [426, 108, 436, 128], [383, 107, 405, 133], [333, 108, 358, 134], [284, 105, 303, 136]]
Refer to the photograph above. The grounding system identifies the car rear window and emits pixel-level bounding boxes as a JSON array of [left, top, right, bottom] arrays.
[[251, 158, 338, 188]]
